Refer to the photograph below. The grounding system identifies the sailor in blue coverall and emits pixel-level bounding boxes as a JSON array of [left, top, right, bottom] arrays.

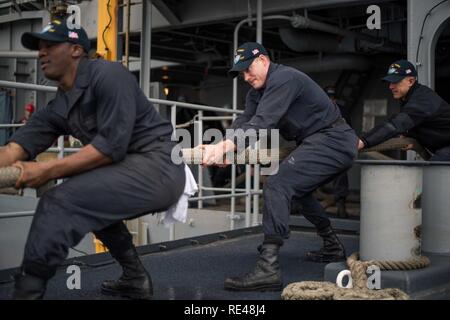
[[0, 18, 184, 299], [201, 42, 358, 291]]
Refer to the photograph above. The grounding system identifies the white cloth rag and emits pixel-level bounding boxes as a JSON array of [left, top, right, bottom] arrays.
[[159, 164, 198, 227]]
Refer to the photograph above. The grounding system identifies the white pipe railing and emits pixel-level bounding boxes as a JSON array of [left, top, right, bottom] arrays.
[[245, 164, 252, 228], [0, 80, 244, 115], [198, 116, 234, 121], [0, 80, 57, 93], [170, 104, 177, 240], [189, 190, 262, 202], [0, 123, 23, 128], [0, 51, 39, 59], [196, 110, 203, 209], [202, 186, 250, 192], [0, 211, 35, 219]]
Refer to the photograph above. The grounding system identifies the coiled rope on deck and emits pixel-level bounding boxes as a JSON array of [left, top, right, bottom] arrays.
[[281, 252, 430, 300], [281, 281, 410, 300]]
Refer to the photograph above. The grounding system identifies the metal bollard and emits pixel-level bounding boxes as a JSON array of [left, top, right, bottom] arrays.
[[358, 161, 423, 261], [422, 163, 450, 254]]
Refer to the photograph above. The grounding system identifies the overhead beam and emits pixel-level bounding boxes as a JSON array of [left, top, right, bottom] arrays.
[[153, 0, 181, 25], [0, 10, 46, 24], [162, 0, 395, 29]]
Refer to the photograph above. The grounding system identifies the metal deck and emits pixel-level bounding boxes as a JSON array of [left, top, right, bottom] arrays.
[[0, 228, 359, 300]]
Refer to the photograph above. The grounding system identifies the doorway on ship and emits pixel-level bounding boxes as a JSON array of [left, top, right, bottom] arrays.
[[435, 18, 450, 104]]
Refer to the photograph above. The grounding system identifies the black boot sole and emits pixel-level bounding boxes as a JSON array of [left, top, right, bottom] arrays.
[[101, 286, 153, 300], [224, 283, 283, 292]]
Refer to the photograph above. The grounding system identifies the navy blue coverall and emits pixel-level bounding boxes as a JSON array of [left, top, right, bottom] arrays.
[[361, 82, 450, 161], [229, 63, 358, 243], [10, 58, 185, 279]]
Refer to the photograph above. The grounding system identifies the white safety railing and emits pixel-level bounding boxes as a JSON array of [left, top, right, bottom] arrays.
[[0, 79, 263, 230]]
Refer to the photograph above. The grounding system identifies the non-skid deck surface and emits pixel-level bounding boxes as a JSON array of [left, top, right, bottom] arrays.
[[0, 230, 358, 300]]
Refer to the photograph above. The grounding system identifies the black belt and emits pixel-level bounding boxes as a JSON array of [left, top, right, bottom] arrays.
[[137, 135, 174, 152], [295, 118, 348, 145]]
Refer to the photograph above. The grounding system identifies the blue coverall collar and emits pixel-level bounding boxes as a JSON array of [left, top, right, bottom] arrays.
[[54, 57, 91, 118], [72, 57, 90, 89], [257, 62, 278, 92], [401, 81, 419, 106], [266, 62, 278, 82]]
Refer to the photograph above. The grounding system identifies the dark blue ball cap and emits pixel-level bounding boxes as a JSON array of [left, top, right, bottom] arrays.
[[228, 42, 269, 78], [382, 60, 417, 83], [21, 16, 90, 53]]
